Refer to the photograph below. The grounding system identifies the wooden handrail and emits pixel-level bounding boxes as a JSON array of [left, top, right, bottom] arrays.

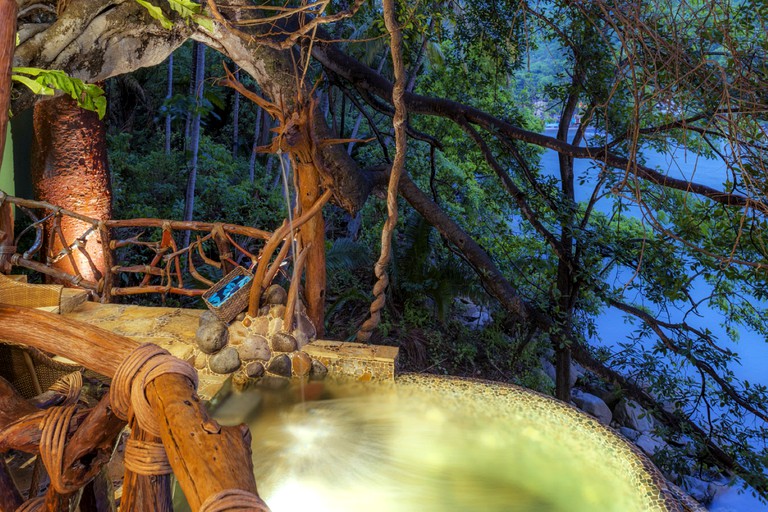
[[0, 306, 263, 511]]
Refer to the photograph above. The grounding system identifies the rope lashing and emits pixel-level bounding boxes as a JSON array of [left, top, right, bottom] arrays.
[[48, 371, 83, 406], [199, 489, 271, 512], [38, 404, 80, 494], [123, 438, 172, 475], [15, 497, 44, 512], [110, 343, 199, 437]]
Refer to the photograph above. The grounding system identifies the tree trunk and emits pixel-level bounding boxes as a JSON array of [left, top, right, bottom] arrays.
[[297, 162, 325, 335], [248, 105, 263, 183], [165, 53, 173, 156], [183, 43, 206, 249], [30, 94, 113, 285], [232, 69, 240, 159], [0, 0, 16, 274]]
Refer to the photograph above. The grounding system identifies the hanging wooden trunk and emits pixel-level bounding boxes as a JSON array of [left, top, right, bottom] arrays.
[[296, 162, 326, 335]]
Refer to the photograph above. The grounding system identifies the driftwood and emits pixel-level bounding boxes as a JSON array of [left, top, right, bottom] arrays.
[[0, 306, 263, 511], [120, 422, 172, 512], [297, 162, 326, 335]]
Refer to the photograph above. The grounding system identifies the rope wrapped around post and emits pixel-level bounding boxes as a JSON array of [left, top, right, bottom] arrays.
[[199, 489, 270, 512], [123, 438, 173, 475], [109, 343, 198, 437], [48, 371, 83, 406]]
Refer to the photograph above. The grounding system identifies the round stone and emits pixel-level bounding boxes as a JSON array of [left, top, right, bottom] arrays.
[[292, 352, 312, 377], [250, 316, 270, 337], [193, 351, 207, 370], [267, 354, 292, 377], [238, 335, 271, 361], [310, 359, 328, 381], [198, 310, 219, 327], [269, 304, 286, 319], [263, 285, 288, 305], [208, 346, 241, 374], [195, 320, 229, 354], [245, 361, 265, 378], [271, 332, 297, 352], [257, 375, 290, 390]]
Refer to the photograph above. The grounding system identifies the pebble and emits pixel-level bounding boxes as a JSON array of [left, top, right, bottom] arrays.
[[195, 320, 229, 354], [271, 332, 297, 352], [267, 354, 292, 377], [292, 352, 312, 377], [310, 359, 328, 380], [245, 361, 265, 378], [208, 347, 241, 374], [198, 310, 219, 327], [193, 351, 207, 370], [263, 285, 288, 305], [238, 335, 271, 361], [250, 316, 270, 337]]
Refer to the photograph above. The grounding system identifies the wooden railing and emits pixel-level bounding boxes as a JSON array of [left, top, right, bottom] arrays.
[[0, 193, 278, 302]]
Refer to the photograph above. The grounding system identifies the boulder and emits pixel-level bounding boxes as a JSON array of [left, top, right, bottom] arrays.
[[614, 399, 655, 432], [618, 426, 640, 442], [198, 310, 219, 327], [572, 390, 612, 425], [635, 432, 666, 456], [208, 347, 241, 374], [682, 476, 716, 505], [195, 319, 229, 354], [238, 335, 271, 361]]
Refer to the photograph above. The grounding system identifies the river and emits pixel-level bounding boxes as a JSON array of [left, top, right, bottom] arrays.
[[539, 128, 768, 511]]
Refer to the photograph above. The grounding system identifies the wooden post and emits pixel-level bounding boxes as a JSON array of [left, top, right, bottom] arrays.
[[0, 306, 263, 511], [296, 162, 326, 336], [0, 0, 17, 275], [120, 424, 172, 512]]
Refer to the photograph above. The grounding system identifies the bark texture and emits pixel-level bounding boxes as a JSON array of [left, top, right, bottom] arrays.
[[31, 94, 112, 283]]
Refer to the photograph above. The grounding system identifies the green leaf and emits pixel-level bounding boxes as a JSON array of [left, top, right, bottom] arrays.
[[193, 14, 214, 32], [167, 0, 201, 19], [11, 74, 55, 95], [134, 0, 173, 29]]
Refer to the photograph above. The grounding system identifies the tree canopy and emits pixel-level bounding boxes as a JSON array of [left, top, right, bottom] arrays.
[[11, 0, 768, 501]]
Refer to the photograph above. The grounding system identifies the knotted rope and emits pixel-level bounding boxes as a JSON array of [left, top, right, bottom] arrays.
[[110, 343, 199, 437], [199, 489, 270, 512], [356, 0, 407, 342], [48, 371, 83, 406], [38, 404, 79, 494], [123, 438, 172, 475]]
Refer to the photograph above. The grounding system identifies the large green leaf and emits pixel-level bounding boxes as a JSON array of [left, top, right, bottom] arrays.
[[134, 0, 173, 29], [11, 68, 106, 119]]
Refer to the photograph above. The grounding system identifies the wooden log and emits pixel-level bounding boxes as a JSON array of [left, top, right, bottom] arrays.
[[0, 0, 16, 172], [0, 306, 264, 511], [43, 487, 80, 512], [0, 375, 37, 429], [296, 162, 326, 336], [120, 423, 172, 512], [99, 224, 113, 303], [0, 408, 90, 453], [110, 286, 205, 297], [105, 219, 270, 240], [212, 225, 234, 275], [0, 306, 137, 376], [11, 255, 99, 291], [145, 375, 259, 511]]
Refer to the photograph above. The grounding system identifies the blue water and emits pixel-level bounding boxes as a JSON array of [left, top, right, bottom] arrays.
[[539, 128, 768, 511]]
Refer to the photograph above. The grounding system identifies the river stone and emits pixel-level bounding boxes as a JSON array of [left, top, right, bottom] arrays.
[[271, 332, 297, 352], [196, 320, 229, 354], [193, 351, 207, 370], [292, 352, 312, 377], [250, 316, 270, 337], [539, 358, 579, 389], [614, 399, 655, 432], [309, 359, 328, 380], [257, 375, 290, 390], [294, 312, 316, 348], [269, 317, 284, 336], [269, 305, 286, 319], [618, 426, 641, 442], [245, 361, 265, 378], [267, 354, 292, 377], [572, 390, 612, 425], [263, 285, 288, 305], [238, 335, 271, 361], [208, 347, 241, 374], [198, 310, 219, 327]]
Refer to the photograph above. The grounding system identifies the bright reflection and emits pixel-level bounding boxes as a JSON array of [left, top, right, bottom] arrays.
[[212, 376, 672, 512]]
